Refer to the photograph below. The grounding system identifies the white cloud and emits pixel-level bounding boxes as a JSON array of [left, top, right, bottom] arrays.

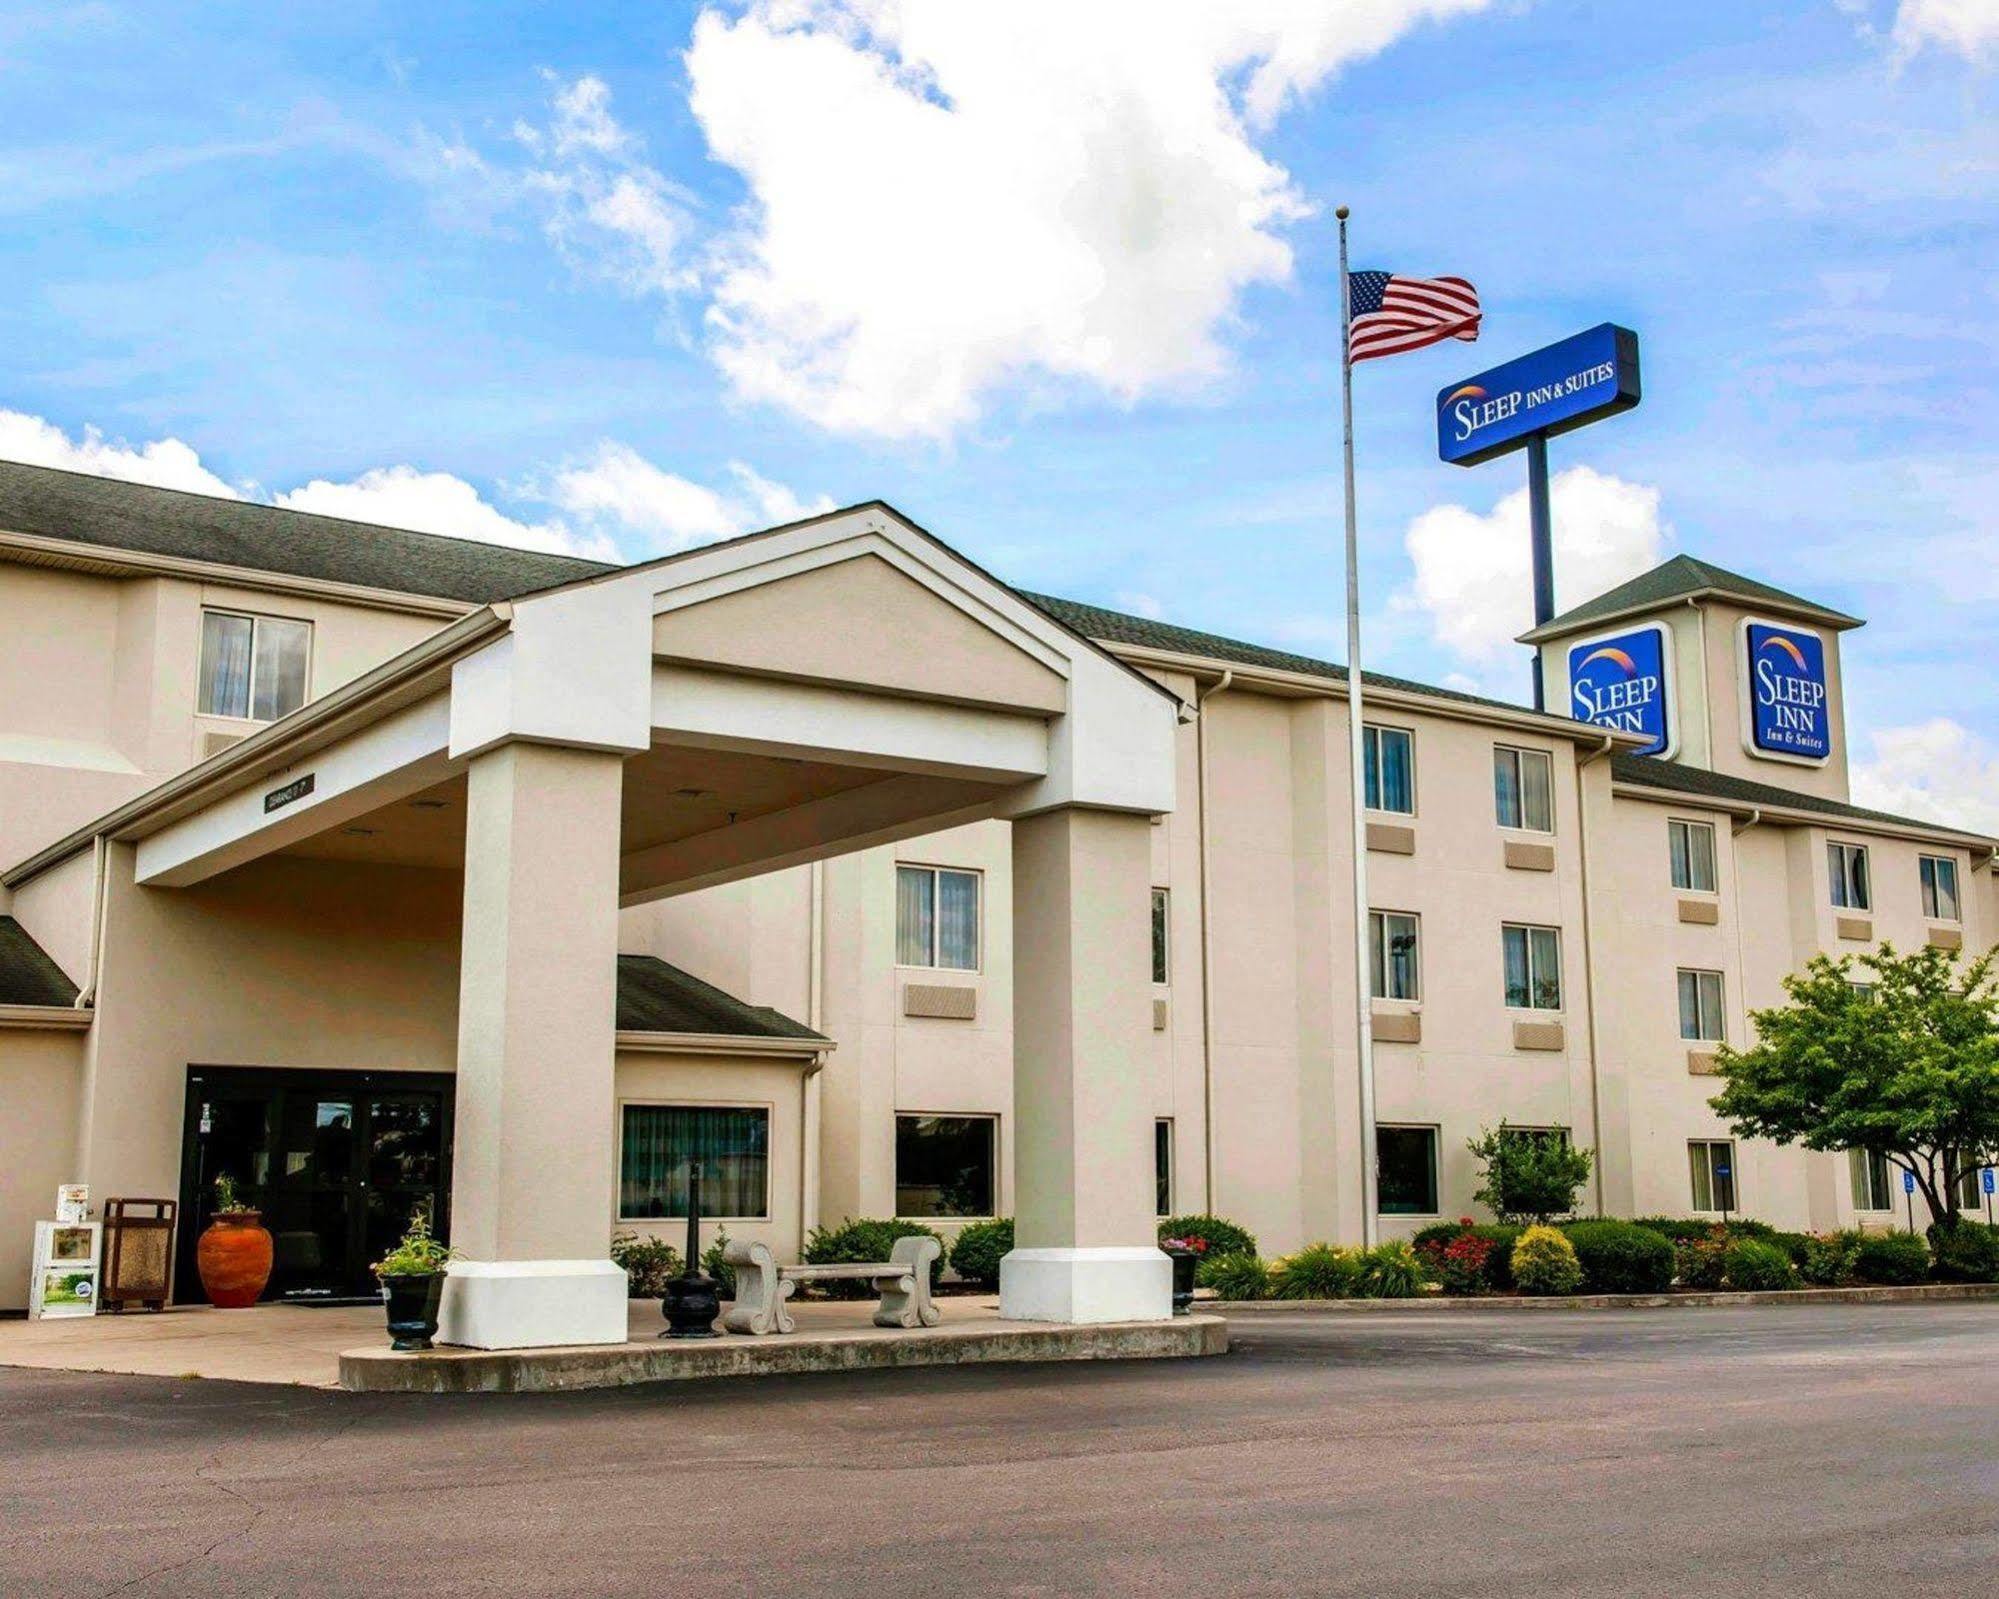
[[515, 74, 696, 297], [1398, 465, 1670, 672], [0, 408, 242, 498], [542, 443, 836, 550], [680, 0, 1492, 438], [276, 465, 615, 560], [1851, 717, 1999, 834], [1891, 0, 1999, 59]]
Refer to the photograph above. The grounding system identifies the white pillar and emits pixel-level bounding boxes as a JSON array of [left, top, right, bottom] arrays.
[[1000, 807, 1171, 1323], [438, 741, 628, 1349]]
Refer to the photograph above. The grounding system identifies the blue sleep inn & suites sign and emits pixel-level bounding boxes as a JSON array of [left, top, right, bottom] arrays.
[[1437, 323, 1642, 467], [1743, 619, 1831, 763], [1566, 623, 1673, 756]]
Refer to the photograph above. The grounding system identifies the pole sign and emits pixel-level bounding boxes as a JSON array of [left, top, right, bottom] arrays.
[[1984, 1168, 1995, 1195], [1903, 1169, 1916, 1194], [1740, 618, 1832, 764], [1566, 621, 1675, 757], [1437, 323, 1641, 467]]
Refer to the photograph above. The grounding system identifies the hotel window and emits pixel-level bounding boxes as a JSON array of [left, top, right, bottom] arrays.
[[1920, 855, 1961, 922], [1827, 842, 1870, 911], [1155, 1119, 1173, 1217], [1501, 924, 1563, 1011], [1688, 1139, 1737, 1213], [1957, 1162, 1988, 1211], [896, 866, 980, 970], [1677, 969, 1725, 1043], [895, 1114, 996, 1218], [1151, 888, 1170, 985], [1364, 724, 1415, 815], [198, 608, 311, 722], [1369, 910, 1421, 1001], [619, 1104, 769, 1220], [1669, 819, 1717, 893], [1849, 1149, 1893, 1212], [1493, 745, 1554, 832], [1376, 1125, 1440, 1216]]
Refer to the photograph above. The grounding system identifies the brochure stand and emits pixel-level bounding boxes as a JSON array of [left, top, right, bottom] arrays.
[[29, 1219, 102, 1320]]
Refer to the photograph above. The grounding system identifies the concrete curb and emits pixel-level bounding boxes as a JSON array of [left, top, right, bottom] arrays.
[[1208, 1282, 1999, 1314], [340, 1313, 1229, 1393]]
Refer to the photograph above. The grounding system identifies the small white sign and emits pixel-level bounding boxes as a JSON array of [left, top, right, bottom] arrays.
[[28, 1221, 101, 1320], [55, 1184, 88, 1224]]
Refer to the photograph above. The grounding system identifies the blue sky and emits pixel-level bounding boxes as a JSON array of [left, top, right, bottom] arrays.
[[2, 1, 1995, 825]]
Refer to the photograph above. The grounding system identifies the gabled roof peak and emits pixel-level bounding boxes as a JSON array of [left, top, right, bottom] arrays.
[[1519, 553, 1863, 643]]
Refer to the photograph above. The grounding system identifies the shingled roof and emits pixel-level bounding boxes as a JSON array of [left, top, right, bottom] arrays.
[[0, 458, 617, 605], [0, 917, 79, 1007], [616, 954, 825, 1042], [1519, 554, 1862, 643], [1612, 754, 1991, 840]]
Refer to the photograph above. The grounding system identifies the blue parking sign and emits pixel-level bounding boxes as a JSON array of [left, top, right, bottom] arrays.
[[1903, 1170, 1916, 1194], [1983, 1169, 1995, 1196]]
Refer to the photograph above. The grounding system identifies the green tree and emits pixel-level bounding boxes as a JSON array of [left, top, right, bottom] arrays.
[[1467, 1124, 1595, 1223], [1709, 944, 1999, 1229]]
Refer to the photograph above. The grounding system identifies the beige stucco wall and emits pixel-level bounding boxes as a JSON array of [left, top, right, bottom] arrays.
[[0, 1027, 84, 1309]]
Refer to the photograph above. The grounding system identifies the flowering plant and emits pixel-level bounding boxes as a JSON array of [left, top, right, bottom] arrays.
[[1160, 1236, 1209, 1254], [1436, 1231, 1495, 1296]]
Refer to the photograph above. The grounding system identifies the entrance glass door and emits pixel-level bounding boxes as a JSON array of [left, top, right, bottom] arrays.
[[178, 1069, 454, 1303]]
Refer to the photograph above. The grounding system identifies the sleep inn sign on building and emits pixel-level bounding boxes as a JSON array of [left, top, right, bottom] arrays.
[[0, 460, 1991, 1342]]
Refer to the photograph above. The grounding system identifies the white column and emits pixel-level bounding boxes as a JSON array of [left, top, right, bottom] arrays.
[[1000, 807, 1171, 1323], [438, 741, 628, 1349]]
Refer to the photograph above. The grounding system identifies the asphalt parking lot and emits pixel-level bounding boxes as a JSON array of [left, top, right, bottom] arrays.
[[3, 1302, 1994, 1598]]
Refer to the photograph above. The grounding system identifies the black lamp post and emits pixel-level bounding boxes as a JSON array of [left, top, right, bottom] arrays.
[[662, 1161, 721, 1339]]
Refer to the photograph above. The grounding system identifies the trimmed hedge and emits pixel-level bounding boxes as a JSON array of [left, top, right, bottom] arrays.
[[1851, 1231, 1929, 1286], [1561, 1219, 1676, 1294], [1199, 1251, 1272, 1300], [1511, 1225, 1583, 1295], [1928, 1221, 1999, 1284], [948, 1218, 1014, 1288], [1159, 1214, 1257, 1259], [1723, 1238, 1797, 1291], [1630, 1216, 1778, 1244], [803, 1218, 946, 1298]]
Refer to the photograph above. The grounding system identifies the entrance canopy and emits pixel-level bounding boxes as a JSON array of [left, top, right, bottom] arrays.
[[71, 504, 1178, 901]]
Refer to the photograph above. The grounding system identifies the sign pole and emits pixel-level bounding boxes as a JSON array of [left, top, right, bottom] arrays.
[[1526, 433, 1554, 711], [1335, 206, 1381, 1249]]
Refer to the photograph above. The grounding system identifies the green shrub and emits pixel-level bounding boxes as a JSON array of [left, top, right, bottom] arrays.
[[1198, 1251, 1271, 1300], [1158, 1214, 1257, 1259], [1272, 1243, 1359, 1299], [948, 1218, 1014, 1288], [1851, 1231, 1929, 1286], [1927, 1221, 1999, 1284], [1511, 1225, 1583, 1295], [1352, 1241, 1426, 1299], [1467, 1125, 1595, 1223], [1771, 1231, 1814, 1268], [1629, 1216, 1778, 1244], [1412, 1221, 1465, 1254], [1799, 1231, 1862, 1287], [1562, 1220, 1675, 1294], [1675, 1226, 1731, 1290], [1723, 1238, 1797, 1291], [610, 1232, 685, 1299], [803, 1218, 946, 1298], [702, 1231, 736, 1299], [1414, 1221, 1521, 1291]]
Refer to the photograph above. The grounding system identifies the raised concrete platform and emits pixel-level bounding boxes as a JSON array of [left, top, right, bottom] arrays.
[[1209, 1282, 1999, 1313], [341, 1311, 1227, 1393]]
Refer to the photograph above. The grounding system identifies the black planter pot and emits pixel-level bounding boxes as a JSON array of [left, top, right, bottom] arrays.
[[1164, 1245, 1199, 1316], [662, 1271, 722, 1339], [381, 1272, 445, 1351]]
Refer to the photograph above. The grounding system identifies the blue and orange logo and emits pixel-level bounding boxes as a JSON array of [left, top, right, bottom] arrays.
[[1758, 634, 1810, 671], [1441, 384, 1486, 407], [1576, 645, 1638, 677]]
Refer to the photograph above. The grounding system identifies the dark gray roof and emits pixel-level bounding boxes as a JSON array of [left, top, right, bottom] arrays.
[[617, 954, 825, 1041], [1024, 593, 1544, 718], [0, 458, 617, 605], [1521, 554, 1861, 642], [1612, 755, 1990, 839], [0, 917, 79, 1007]]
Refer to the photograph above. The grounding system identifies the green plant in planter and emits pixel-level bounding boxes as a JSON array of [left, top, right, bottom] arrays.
[[212, 1172, 245, 1213], [1157, 1214, 1257, 1259], [373, 1204, 455, 1279], [610, 1232, 685, 1298]]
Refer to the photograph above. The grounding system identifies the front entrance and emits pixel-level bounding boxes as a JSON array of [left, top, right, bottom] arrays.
[[176, 1068, 454, 1303]]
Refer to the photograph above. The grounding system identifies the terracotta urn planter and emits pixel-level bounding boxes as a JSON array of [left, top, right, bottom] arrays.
[[196, 1209, 274, 1308]]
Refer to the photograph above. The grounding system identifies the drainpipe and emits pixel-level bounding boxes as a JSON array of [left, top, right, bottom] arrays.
[[1194, 669, 1233, 1213], [75, 834, 110, 1010], [1574, 734, 1614, 1215], [801, 860, 826, 1241]]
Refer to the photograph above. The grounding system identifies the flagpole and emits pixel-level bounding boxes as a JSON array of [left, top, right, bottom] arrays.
[[1336, 206, 1381, 1249]]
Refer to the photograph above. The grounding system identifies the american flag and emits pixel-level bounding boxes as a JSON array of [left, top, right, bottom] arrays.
[[1346, 271, 1481, 364]]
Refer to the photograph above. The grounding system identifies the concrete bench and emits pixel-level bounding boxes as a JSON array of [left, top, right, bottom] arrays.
[[722, 1235, 942, 1335]]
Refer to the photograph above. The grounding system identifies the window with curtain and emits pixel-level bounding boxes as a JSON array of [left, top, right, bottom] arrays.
[[619, 1104, 769, 1219], [1502, 924, 1563, 1010], [1827, 842, 1870, 910], [1369, 910, 1420, 1001], [1376, 1125, 1439, 1215], [1669, 819, 1717, 893], [1849, 1148, 1892, 1211], [1688, 1140, 1737, 1213], [1677, 969, 1725, 1042], [1364, 724, 1415, 814], [896, 865, 980, 969], [1151, 888, 1169, 985], [1155, 1119, 1173, 1217], [1493, 745, 1554, 832], [895, 1115, 996, 1217], [1920, 855, 1960, 921], [199, 609, 311, 722]]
